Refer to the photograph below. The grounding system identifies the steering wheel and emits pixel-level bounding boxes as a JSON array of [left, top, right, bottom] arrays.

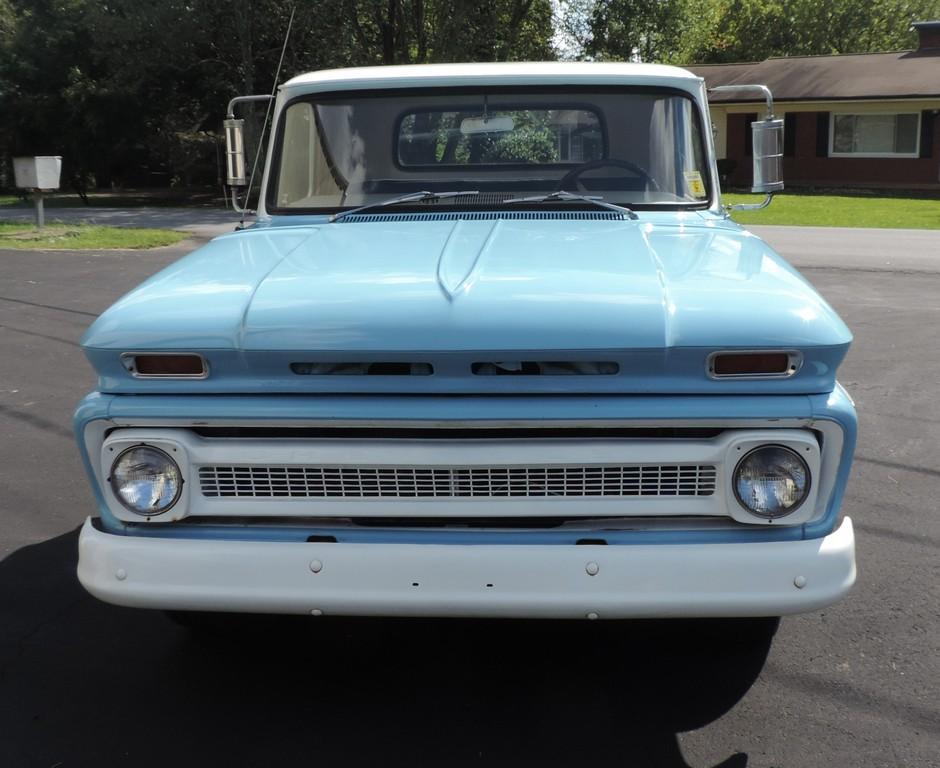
[[555, 158, 659, 193]]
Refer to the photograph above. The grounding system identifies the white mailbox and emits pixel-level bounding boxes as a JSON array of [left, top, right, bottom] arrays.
[[13, 156, 62, 191]]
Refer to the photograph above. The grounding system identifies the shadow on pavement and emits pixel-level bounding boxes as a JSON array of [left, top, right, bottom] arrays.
[[1, 529, 775, 768]]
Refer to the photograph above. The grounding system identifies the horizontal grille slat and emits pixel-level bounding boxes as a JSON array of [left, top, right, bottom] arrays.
[[199, 464, 717, 499]]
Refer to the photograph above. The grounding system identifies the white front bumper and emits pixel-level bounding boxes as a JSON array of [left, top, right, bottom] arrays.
[[77, 517, 856, 619]]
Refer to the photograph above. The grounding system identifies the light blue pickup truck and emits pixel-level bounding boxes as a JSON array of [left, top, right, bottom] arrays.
[[74, 63, 856, 622]]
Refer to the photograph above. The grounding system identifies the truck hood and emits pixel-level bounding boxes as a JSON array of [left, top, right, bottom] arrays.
[[82, 215, 852, 395]]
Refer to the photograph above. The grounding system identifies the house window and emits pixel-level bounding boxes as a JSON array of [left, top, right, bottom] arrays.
[[830, 113, 920, 157]]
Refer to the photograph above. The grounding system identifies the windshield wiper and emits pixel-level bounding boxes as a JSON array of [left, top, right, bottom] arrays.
[[330, 190, 479, 222], [503, 190, 637, 219]]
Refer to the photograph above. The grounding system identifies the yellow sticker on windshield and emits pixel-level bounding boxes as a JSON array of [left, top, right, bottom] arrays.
[[684, 171, 707, 198]]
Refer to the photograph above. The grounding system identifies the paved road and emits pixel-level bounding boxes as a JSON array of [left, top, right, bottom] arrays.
[[0, 231, 938, 767], [749, 224, 940, 272], [0, 205, 252, 239]]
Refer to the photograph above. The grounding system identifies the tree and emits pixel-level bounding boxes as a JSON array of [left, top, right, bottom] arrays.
[[579, 0, 940, 64], [341, 0, 554, 65], [0, 0, 558, 192], [553, 0, 597, 59], [585, 0, 688, 62], [689, 0, 940, 63]]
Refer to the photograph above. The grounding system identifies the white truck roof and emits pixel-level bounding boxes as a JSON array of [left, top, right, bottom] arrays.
[[282, 61, 703, 95]]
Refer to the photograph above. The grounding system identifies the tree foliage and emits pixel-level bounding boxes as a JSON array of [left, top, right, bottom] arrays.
[[3, 0, 939, 192], [585, 0, 688, 62], [0, 0, 555, 191], [694, 0, 940, 63], [343, 0, 554, 64], [582, 0, 940, 64]]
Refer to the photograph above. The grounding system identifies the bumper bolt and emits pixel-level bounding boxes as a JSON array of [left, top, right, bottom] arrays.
[[586, 611, 599, 620], [309, 559, 323, 573], [794, 575, 807, 589], [115, 568, 127, 581], [310, 609, 323, 617], [585, 561, 599, 576]]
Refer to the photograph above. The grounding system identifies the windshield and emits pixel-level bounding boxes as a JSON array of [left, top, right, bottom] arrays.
[[269, 87, 712, 213]]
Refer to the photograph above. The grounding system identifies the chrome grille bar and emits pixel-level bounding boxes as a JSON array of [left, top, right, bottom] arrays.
[[199, 464, 717, 499]]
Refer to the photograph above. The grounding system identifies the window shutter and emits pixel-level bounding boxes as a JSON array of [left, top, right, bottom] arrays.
[[921, 110, 934, 158], [744, 113, 758, 156], [816, 112, 830, 157], [784, 113, 797, 157]]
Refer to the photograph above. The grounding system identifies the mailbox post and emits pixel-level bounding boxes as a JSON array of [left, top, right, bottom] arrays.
[[13, 156, 62, 229]]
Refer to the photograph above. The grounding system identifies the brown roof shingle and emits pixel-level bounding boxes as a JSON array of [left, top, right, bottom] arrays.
[[689, 50, 940, 102]]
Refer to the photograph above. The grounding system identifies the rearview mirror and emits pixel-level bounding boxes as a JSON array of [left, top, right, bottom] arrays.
[[751, 118, 784, 194], [223, 118, 247, 187], [460, 115, 515, 135]]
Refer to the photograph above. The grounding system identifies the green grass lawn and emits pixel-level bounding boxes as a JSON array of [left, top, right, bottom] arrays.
[[0, 222, 188, 249], [723, 192, 940, 229]]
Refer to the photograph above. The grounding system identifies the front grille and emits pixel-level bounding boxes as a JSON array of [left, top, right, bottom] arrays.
[[199, 464, 717, 499]]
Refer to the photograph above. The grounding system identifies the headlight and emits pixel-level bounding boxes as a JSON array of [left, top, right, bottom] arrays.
[[109, 445, 182, 516], [733, 445, 810, 518]]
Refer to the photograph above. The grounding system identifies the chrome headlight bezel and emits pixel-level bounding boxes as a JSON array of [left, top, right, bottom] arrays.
[[732, 443, 812, 519], [108, 444, 183, 517]]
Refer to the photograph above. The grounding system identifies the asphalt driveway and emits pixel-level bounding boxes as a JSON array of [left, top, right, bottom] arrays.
[[0, 226, 938, 767], [0, 205, 252, 239]]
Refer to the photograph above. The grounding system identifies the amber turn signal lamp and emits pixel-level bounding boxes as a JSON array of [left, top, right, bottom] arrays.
[[710, 352, 793, 377], [123, 353, 207, 378]]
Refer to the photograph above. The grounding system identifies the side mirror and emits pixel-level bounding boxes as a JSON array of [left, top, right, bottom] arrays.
[[223, 118, 247, 187], [708, 84, 783, 210], [751, 118, 784, 194], [224, 93, 272, 213]]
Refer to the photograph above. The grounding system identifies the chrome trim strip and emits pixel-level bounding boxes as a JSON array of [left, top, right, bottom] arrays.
[[108, 417, 815, 429], [168, 514, 740, 532]]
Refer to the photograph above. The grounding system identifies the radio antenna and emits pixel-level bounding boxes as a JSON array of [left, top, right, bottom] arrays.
[[240, 3, 296, 227]]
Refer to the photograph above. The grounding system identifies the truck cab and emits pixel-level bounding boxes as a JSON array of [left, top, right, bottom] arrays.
[[75, 63, 856, 619]]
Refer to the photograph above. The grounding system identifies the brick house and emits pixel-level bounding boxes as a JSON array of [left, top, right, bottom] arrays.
[[689, 21, 940, 191]]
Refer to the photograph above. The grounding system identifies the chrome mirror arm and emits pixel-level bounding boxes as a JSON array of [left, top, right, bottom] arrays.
[[709, 84, 775, 119], [724, 193, 774, 212], [230, 188, 249, 215], [226, 94, 273, 120]]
